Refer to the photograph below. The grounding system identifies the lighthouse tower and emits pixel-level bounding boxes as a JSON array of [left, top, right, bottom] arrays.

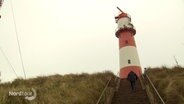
[[115, 7, 142, 79]]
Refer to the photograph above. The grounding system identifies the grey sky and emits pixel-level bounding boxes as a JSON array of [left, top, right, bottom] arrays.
[[0, 0, 184, 82]]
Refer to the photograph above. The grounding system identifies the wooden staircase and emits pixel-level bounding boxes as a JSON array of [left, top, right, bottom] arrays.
[[111, 79, 150, 104]]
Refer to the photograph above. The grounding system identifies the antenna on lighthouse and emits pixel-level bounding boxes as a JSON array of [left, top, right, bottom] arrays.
[[117, 7, 123, 13]]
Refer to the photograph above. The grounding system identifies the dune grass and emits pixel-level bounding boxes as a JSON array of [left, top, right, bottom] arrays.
[[0, 71, 115, 104], [146, 66, 184, 104]]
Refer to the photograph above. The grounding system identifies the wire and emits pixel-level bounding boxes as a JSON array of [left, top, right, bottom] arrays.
[[0, 47, 19, 78], [0, 0, 3, 8], [10, 0, 26, 79]]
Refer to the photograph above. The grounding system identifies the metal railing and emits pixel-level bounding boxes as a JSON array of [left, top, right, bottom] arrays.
[[144, 73, 165, 104], [96, 72, 119, 104], [96, 77, 112, 104]]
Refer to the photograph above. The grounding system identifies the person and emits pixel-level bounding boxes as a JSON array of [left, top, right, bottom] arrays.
[[127, 71, 138, 92]]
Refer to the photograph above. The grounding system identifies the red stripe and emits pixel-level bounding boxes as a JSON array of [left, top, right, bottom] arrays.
[[119, 66, 142, 79], [118, 31, 136, 49]]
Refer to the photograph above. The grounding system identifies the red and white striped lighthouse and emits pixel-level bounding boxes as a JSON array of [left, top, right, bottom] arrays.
[[115, 7, 142, 79]]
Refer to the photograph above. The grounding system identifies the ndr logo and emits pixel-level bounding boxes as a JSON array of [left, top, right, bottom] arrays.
[[9, 88, 37, 101]]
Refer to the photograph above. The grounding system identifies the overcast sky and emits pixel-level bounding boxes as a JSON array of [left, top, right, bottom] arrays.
[[0, 0, 184, 82]]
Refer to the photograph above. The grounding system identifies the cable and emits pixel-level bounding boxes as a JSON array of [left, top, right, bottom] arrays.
[[0, 47, 19, 78], [10, 0, 26, 79], [0, 0, 3, 8]]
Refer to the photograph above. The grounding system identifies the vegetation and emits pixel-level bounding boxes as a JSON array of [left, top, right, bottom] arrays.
[[0, 71, 115, 104], [146, 66, 184, 104]]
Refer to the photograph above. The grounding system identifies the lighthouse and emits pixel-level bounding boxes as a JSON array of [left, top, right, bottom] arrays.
[[115, 7, 142, 79]]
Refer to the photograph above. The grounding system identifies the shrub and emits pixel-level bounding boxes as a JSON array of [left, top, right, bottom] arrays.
[[0, 71, 115, 104], [146, 66, 184, 104]]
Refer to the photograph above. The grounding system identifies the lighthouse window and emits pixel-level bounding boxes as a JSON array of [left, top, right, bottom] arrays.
[[128, 60, 131, 64], [125, 40, 128, 45]]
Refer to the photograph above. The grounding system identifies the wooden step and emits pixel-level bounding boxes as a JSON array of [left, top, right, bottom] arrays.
[[111, 79, 150, 104]]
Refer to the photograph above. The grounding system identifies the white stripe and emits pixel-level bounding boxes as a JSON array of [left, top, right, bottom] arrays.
[[119, 46, 141, 69]]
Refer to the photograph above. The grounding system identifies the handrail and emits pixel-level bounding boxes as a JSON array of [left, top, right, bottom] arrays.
[[96, 77, 112, 104], [140, 75, 146, 90], [96, 72, 119, 104], [145, 74, 165, 104], [114, 72, 120, 91], [114, 72, 119, 83]]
